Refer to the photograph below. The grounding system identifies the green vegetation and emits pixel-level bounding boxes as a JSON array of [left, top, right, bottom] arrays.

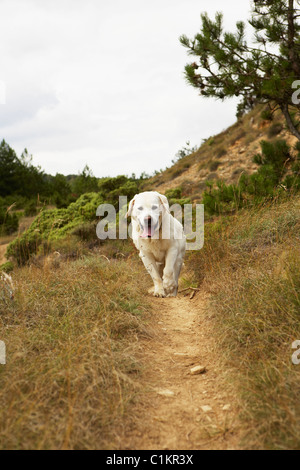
[[6, 172, 148, 265], [0, 139, 146, 232], [0, 138, 149, 263], [0, 206, 19, 236], [0, 140, 154, 448], [1, 0, 300, 450], [267, 122, 284, 138], [202, 139, 300, 215], [0, 139, 101, 207], [0, 142, 45, 198], [0, 261, 14, 273], [7, 193, 104, 264], [187, 196, 300, 449], [98, 175, 139, 208], [171, 141, 198, 164], [164, 187, 191, 207], [209, 160, 222, 172], [180, 0, 300, 140]]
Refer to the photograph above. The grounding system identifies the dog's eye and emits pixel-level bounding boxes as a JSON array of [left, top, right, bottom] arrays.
[[152, 205, 158, 210], [137, 206, 143, 211]]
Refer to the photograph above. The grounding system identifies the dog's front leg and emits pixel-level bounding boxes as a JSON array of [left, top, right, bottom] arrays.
[[163, 247, 178, 297], [140, 252, 165, 297]]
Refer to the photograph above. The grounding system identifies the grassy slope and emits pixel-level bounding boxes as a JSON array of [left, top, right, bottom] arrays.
[[143, 105, 297, 202], [1, 105, 300, 449], [0, 253, 151, 450], [186, 196, 300, 449], [2, 195, 299, 449], [144, 105, 300, 447]]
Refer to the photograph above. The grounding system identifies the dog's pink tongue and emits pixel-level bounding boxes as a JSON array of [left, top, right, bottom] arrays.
[[140, 225, 153, 238]]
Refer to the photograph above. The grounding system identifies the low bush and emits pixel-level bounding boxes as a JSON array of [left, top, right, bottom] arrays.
[[24, 201, 37, 217], [267, 122, 283, 138], [209, 160, 222, 172], [164, 187, 191, 207], [0, 261, 14, 273], [202, 140, 300, 215], [0, 208, 19, 235], [7, 193, 104, 264]]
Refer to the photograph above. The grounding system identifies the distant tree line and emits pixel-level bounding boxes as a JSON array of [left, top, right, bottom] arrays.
[[0, 139, 147, 236], [0, 139, 101, 205]]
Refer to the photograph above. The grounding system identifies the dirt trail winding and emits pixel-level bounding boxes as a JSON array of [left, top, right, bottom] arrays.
[[123, 293, 241, 450]]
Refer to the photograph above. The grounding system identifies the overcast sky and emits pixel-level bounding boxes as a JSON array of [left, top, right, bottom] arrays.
[[0, 0, 252, 177]]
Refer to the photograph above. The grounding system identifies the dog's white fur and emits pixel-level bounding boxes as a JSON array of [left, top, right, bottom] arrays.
[[126, 191, 186, 297]]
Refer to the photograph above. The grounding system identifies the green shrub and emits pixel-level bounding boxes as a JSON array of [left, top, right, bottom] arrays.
[[71, 222, 98, 241], [0, 261, 14, 273], [202, 139, 300, 216], [169, 166, 189, 178], [0, 208, 19, 235], [202, 181, 243, 215], [54, 192, 77, 209], [165, 188, 182, 199], [239, 165, 279, 200], [24, 201, 37, 217], [164, 188, 191, 208], [209, 160, 221, 171], [253, 140, 290, 179], [107, 180, 139, 208], [168, 197, 191, 208], [0, 195, 27, 211], [7, 193, 104, 264], [217, 148, 227, 159], [260, 108, 273, 121], [284, 173, 300, 192], [267, 122, 283, 138]]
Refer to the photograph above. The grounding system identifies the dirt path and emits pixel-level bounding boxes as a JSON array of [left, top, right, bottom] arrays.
[[123, 293, 241, 450]]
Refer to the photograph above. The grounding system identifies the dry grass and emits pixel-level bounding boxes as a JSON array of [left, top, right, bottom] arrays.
[[145, 105, 270, 197], [187, 196, 300, 449], [0, 254, 151, 450]]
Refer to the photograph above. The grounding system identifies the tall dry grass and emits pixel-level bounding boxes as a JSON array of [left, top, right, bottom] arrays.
[[0, 254, 151, 450], [187, 196, 300, 449]]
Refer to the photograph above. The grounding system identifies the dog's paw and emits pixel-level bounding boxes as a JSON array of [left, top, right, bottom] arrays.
[[163, 277, 177, 297], [153, 286, 165, 298], [166, 291, 177, 298]]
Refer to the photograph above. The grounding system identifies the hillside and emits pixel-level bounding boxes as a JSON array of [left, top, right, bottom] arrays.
[[144, 105, 297, 201], [0, 104, 300, 450]]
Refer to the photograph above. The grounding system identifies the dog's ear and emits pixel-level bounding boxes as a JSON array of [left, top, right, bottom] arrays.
[[125, 196, 136, 218], [156, 192, 170, 214]]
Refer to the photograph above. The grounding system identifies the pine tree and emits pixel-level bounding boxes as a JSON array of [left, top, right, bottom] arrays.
[[180, 0, 300, 140]]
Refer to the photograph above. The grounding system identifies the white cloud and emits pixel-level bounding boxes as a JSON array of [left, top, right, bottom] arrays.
[[0, 0, 251, 177]]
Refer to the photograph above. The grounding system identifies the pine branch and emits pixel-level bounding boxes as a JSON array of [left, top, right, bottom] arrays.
[[181, 0, 300, 138], [281, 102, 300, 140]]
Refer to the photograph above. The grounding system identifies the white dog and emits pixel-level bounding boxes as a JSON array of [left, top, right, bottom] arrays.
[[126, 191, 186, 297]]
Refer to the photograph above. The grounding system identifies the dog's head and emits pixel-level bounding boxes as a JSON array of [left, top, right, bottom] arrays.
[[126, 191, 170, 238]]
